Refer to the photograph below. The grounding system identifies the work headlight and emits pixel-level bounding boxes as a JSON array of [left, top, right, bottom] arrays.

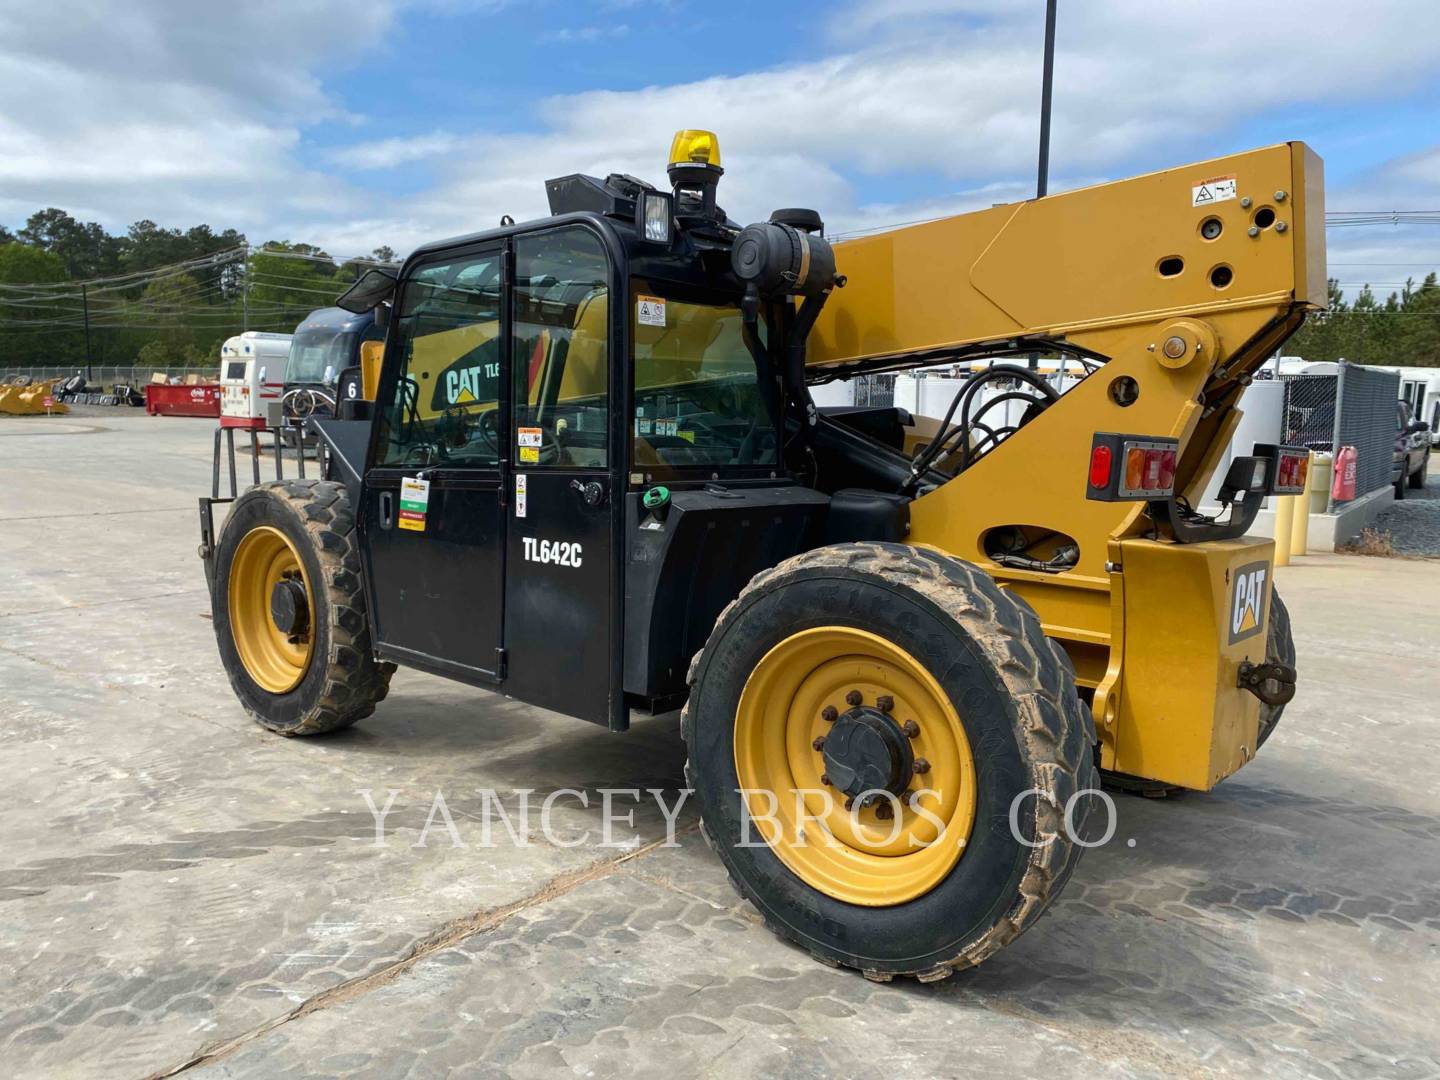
[[637, 190, 673, 245], [1218, 455, 1272, 504], [1251, 444, 1311, 495]]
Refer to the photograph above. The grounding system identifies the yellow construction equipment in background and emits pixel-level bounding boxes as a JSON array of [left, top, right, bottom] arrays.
[[0, 377, 68, 416]]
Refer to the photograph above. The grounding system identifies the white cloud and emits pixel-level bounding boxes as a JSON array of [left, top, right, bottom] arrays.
[[1319, 143, 1440, 296], [2, 0, 1438, 274], [317, 0, 1440, 254], [0, 0, 396, 240], [327, 133, 466, 171]]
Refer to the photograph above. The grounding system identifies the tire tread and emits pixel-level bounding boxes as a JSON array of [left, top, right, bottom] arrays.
[[681, 541, 1096, 980], [219, 479, 393, 736]]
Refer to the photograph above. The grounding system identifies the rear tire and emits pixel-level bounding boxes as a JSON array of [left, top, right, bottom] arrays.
[[212, 479, 392, 735], [1256, 590, 1295, 749], [1408, 453, 1428, 489], [682, 542, 1096, 980]]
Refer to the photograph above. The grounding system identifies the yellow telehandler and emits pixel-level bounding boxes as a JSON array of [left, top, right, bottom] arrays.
[[200, 130, 1317, 979]]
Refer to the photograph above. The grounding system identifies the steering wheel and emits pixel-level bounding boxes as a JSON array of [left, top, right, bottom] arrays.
[[439, 403, 480, 449], [401, 442, 446, 468], [283, 386, 337, 419]]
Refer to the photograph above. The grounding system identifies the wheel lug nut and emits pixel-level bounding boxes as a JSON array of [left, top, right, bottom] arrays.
[[912, 758, 931, 775], [821, 705, 838, 723], [812, 735, 826, 751], [875, 802, 894, 821], [844, 796, 855, 811], [876, 695, 894, 713], [845, 690, 862, 707], [821, 773, 832, 786], [902, 719, 920, 738]]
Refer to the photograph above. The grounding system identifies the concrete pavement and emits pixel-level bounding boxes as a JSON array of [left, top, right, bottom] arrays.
[[1, 409, 1437, 1079]]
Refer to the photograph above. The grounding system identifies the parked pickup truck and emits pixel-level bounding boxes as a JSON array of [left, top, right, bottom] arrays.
[[1394, 400, 1431, 497]]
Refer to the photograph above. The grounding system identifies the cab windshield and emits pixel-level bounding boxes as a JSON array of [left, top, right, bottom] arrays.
[[630, 286, 777, 470], [286, 328, 356, 386]]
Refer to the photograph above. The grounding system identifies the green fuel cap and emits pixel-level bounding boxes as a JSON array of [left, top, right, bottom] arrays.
[[642, 485, 671, 510]]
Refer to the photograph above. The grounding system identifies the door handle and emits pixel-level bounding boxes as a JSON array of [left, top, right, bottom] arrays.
[[380, 491, 394, 528], [570, 479, 606, 507]]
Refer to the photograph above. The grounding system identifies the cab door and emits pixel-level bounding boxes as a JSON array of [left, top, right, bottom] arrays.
[[502, 225, 623, 727], [361, 243, 509, 683]]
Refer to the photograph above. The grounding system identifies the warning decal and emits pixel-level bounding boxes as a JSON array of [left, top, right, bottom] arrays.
[[637, 295, 666, 328], [1192, 175, 1237, 208], [515, 473, 527, 518]]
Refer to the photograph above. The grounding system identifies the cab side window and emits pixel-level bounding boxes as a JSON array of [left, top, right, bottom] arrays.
[[379, 251, 503, 467], [511, 228, 610, 468]]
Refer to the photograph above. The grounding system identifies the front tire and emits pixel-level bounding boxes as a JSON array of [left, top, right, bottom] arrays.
[[1408, 452, 1428, 489], [682, 543, 1096, 980], [212, 479, 392, 735]]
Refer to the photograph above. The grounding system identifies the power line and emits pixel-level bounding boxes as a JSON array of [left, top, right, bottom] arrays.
[[0, 247, 246, 295]]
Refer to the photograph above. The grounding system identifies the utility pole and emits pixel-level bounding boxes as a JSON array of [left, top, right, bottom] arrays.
[[242, 243, 250, 332], [81, 283, 93, 381], [1036, 0, 1058, 198]]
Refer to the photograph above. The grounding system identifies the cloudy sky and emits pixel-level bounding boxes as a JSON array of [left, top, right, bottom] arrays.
[[2, 0, 1437, 294]]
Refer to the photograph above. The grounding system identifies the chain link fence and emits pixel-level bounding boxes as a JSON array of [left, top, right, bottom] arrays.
[[1283, 361, 1399, 509], [853, 373, 896, 407], [0, 365, 214, 388]]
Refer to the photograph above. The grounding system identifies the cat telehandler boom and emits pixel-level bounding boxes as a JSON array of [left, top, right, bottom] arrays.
[[200, 130, 1321, 979]]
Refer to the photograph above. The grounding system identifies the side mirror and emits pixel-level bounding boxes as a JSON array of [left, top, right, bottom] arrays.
[[337, 268, 398, 314], [1408, 420, 1430, 435]]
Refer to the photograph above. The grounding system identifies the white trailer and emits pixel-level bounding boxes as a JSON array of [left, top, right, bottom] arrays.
[[220, 332, 293, 430]]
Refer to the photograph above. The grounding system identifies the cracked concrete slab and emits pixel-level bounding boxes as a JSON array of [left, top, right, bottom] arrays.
[[2, 410, 1438, 1079]]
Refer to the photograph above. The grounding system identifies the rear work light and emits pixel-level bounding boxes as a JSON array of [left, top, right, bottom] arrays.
[[1252, 443, 1310, 495], [1086, 433, 1180, 502]]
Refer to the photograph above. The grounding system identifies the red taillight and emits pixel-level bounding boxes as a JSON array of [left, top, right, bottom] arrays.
[[1089, 445, 1113, 488], [1273, 449, 1309, 494], [1119, 443, 1176, 497], [1156, 448, 1177, 492], [1142, 449, 1162, 489], [1086, 434, 1181, 502]]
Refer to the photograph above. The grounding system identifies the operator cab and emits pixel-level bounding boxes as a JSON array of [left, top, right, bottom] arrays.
[[330, 130, 858, 728]]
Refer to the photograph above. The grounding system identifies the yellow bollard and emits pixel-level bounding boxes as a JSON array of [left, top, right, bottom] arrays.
[[1273, 492, 1295, 567], [1289, 452, 1313, 556]]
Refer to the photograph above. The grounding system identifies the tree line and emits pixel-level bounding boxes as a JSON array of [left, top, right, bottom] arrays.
[[3, 205, 1437, 374], [1272, 275, 1439, 367], [0, 208, 396, 372]]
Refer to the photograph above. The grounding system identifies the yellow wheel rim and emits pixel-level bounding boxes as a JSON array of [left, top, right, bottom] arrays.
[[228, 526, 315, 694], [733, 626, 978, 906]]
